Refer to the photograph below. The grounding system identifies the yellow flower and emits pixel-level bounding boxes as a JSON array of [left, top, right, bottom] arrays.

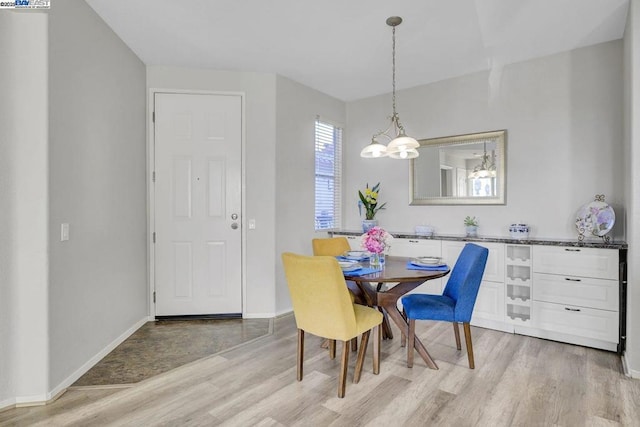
[[358, 182, 386, 221]]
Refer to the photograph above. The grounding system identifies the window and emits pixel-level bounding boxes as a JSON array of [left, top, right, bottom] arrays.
[[314, 119, 342, 230]]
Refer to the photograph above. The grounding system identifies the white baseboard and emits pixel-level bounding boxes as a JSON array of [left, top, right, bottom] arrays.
[[621, 352, 640, 378], [243, 312, 276, 319], [275, 308, 293, 317], [45, 316, 150, 402], [0, 398, 16, 412]]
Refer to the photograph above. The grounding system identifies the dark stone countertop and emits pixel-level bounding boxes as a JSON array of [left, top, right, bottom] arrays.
[[328, 229, 627, 250]]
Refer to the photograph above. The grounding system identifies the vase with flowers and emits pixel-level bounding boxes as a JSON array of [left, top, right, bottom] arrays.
[[358, 182, 386, 232], [361, 226, 393, 269]]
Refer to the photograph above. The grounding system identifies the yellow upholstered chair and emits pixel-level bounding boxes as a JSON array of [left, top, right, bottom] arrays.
[[312, 237, 365, 353], [312, 237, 365, 303], [311, 237, 351, 257], [282, 252, 383, 398]]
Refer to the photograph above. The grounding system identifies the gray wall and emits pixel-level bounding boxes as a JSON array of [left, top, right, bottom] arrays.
[[274, 75, 346, 313], [47, 1, 148, 390], [623, 0, 639, 377], [345, 41, 624, 241]]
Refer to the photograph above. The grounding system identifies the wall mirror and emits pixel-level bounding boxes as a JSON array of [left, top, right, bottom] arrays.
[[410, 130, 506, 205]]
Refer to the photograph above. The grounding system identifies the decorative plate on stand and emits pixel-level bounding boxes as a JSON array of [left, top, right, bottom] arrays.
[[575, 194, 615, 242]]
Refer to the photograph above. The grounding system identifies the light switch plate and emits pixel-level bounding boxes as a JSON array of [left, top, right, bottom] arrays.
[[61, 223, 69, 241], [248, 219, 256, 229]]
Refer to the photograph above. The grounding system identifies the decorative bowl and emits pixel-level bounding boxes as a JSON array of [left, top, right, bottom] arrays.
[[509, 224, 530, 239], [415, 225, 435, 237]]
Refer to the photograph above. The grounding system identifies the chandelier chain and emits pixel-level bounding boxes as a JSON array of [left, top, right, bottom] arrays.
[[391, 24, 396, 117]]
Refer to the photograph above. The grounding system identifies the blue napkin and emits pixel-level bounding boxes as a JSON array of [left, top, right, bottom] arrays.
[[343, 267, 382, 276], [406, 261, 449, 271]]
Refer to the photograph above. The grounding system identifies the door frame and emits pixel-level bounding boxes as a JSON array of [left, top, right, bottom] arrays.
[[147, 88, 247, 318]]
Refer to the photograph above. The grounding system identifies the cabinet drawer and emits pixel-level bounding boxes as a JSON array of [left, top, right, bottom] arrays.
[[532, 301, 618, 343], [533, 246, 618, 280], [533, 273, 619, 311], [389, 238, 441, 258]]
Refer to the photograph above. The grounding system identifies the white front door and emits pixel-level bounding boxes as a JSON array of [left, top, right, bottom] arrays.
[[154, 92, 242, 316]]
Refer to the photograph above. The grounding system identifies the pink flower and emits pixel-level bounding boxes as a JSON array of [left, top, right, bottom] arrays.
[[361, 226, 393, 254]]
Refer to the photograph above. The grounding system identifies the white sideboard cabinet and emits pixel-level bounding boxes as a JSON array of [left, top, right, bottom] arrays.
[[330, 231, 627, 353], [526, 246, 620, 351]]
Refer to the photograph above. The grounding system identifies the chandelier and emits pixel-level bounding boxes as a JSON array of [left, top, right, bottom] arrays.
[[469, 141, 496, 179], [360, 16, 419, 160]]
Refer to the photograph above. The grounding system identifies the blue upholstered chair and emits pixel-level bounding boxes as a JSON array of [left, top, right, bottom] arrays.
[[401, 243, 489, 369]]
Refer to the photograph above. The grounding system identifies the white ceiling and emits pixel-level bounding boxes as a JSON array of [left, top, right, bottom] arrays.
[[85, 0, 629, 101]]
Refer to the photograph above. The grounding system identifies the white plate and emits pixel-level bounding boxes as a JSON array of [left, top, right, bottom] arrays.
[[412, 256, 442, 265], [342, 251, 369, 260], [340, 263, 361, 272], [338, 260, 358, 269]]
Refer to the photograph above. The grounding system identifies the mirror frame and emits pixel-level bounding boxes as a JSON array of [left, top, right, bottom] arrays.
[[409, 130, 507, 205]]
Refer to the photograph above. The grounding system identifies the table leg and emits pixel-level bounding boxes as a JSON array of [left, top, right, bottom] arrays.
[[378, 307, 394, 339], [379, 299, 439, 370]]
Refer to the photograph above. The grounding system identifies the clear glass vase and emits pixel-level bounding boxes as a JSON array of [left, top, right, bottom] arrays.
[[369, 252, 385, 269]]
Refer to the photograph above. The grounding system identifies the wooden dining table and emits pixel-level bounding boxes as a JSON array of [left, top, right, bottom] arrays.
[[344, 255, 450, 370]]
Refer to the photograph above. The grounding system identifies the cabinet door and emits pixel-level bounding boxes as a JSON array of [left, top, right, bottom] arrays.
[[472, 279, 505, 323], [441, 241, 504, 282], [533, 246, 618, 280], [390, 239, 442, 294]]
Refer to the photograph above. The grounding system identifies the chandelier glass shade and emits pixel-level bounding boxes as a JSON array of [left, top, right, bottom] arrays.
[[361, 16, 419, 160]]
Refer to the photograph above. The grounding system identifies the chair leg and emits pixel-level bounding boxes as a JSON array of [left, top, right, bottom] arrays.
[[401, 309, 407, 348], [329, 339, 336, 360], [407, 319, 416, 368], [297, 329, 304, 381], [338, 340, 350, 398], [353, 330, 370, 383], [453, 322, 462, 350], [351, 336, 358, 352], [463, 322, 475, 369], [373, 324, 380, 375]]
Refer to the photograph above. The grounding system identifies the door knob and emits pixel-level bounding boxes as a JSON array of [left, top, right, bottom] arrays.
[[231, 223, 238, 229]]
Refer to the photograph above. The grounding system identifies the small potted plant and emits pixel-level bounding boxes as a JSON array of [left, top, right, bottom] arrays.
[[464, 216, 479, 237]]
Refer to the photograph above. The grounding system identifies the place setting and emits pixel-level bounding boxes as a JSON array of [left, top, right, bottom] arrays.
[[336, 250, 386, 276], [406, 256, 449, 271]]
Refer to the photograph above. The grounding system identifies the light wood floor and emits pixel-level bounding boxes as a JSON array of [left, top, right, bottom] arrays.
[[1, 314, 639, 426]]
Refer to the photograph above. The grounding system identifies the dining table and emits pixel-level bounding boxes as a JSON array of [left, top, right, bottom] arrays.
[[343, 255, 450, 370]]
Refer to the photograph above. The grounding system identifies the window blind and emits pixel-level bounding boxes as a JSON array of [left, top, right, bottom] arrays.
[[314, 119, 342, 231]]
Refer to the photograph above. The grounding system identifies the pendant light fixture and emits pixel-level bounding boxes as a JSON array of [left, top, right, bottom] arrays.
[[361, 16, 419, 160], [469, 141, 497, 179]]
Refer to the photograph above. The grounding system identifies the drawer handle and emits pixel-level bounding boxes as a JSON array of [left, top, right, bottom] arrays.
[[564, 248, 581, 252], [408, 240, 419, 243], [564, 307, 581, 312], [564, 278, 582, 282]]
